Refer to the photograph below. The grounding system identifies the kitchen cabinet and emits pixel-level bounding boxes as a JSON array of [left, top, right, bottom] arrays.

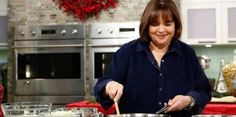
[[222, 1, 236, 43], [180, 0, 221, 45], [0, 16, 7, 48], [0, 0, 7, 16], [180, 0, 236, 45], [0, 0, 7, 48]]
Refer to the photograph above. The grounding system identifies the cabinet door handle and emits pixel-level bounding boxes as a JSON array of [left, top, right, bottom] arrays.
[[227, 41, 236, 43], [198, 41, 216, 43]]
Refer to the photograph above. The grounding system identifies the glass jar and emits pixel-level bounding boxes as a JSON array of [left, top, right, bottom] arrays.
[[221, 50, 236, 96], [222, 63, 235, 95], [215, 59, 229, 97]]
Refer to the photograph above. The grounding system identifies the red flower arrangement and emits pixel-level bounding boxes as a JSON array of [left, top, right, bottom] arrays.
[[56, 0, 118, 21]]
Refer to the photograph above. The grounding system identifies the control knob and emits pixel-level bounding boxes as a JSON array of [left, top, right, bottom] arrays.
[[72, 29, 78, 35], [31, 31, 36, 36], [61, 29, 66, 35], [96, 29, 102, 34], [24, 80, 30, 85], [108, 29, 113, 34], [20, 31, 25, 36]]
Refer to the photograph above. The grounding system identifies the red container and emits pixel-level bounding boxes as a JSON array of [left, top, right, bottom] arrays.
[[0, 85, 4, 117], [66, 100, 115, 115], [203, 103, 236, 115]]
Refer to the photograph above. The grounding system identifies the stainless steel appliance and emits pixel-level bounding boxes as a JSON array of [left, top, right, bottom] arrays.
[[88, 22, 140, 95], [13, 24, 85, 105]]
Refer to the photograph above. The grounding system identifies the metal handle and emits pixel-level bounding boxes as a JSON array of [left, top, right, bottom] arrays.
[[88, 44, 121, 47], [227, 40, 236, 43], [156, 104, 170, 114], [13, 44, 83, 48], [198, 41, 216, 43]]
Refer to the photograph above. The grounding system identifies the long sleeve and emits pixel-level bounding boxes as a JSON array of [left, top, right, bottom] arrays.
[[186, 48, 212, 114], [93, 42, 131, 110]]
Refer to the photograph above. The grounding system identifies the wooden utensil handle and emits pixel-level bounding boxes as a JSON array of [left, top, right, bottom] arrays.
[[114, 101, 120, 115]]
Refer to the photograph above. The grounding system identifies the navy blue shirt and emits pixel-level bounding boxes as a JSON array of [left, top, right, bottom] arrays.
[[94, 39, 211, 117]]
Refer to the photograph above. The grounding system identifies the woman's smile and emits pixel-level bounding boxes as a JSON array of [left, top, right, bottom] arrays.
[[157, 34, 168, 39], [149, 16, 175, 48]]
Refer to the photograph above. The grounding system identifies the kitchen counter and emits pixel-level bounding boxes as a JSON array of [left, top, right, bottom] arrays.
[[66, 100, 236, 115], [203, 102, 236, 115]]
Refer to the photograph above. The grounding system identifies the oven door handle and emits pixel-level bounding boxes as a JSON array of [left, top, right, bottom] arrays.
[[13, 44, 83, 48], [88, 44, 121, 47]]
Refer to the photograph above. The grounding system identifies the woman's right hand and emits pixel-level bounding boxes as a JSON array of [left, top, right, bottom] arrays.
[[105, 81, 124, 102]]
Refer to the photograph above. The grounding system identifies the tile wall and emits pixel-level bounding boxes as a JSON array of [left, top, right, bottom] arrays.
[[193, 45, 236, 79], [0, 49, 7, 63]]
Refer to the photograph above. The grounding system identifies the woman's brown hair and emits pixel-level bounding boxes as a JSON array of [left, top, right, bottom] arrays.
[[139, 0, 182, 41]]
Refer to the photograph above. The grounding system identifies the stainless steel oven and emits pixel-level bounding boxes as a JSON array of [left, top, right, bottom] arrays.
[[13, 24, 85, 105], [88, 22, 140, 95]]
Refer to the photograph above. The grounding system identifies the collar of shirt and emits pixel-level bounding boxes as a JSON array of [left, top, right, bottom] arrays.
[[135, 39, 185, 58]]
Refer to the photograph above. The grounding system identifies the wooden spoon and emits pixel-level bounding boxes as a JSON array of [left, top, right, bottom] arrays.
[[114, 101, 120, 115]]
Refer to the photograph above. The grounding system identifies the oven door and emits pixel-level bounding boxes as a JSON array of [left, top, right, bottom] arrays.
[[14, 43, 85, 96], [88, 47, 119, 94]]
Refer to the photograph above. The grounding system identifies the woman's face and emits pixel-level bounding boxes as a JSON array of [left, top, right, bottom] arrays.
[[149, 16, 175, 48]]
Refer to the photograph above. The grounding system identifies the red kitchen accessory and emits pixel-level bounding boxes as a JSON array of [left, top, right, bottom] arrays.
[[0, 85, 4, 117], [66, 100, 115, 115], [203, 103, 236, 115]]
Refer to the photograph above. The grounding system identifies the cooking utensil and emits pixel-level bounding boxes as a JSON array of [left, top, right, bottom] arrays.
[[156, 105, 169, 114], [198, 55, 211, 70], [114, 101, 120, 115]]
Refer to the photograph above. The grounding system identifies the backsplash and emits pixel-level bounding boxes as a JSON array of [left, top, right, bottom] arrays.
[[193, 45, 236, 79], [0, 49, 7, 63], [7, 0, 179, 26], [8, 0, 149, 26]]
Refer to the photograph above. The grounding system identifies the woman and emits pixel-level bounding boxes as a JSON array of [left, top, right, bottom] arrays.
[[94, 0, 211, 116]]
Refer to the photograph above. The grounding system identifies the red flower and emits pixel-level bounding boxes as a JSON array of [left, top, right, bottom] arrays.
[[56, 0, 118, 21]]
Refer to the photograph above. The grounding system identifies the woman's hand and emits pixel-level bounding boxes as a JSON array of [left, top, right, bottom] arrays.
[[105, 81, 124, 102], [165, 95, 191, 112]]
